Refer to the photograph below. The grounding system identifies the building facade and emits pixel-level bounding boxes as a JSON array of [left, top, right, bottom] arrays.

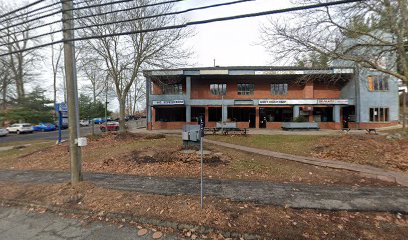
[[144, 66, 399, 130]]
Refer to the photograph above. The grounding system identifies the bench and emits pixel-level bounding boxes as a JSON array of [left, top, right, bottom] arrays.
[[281, 122, 320, 131]]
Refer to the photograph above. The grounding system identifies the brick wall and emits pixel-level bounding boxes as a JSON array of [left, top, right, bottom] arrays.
[[349, 121, 398, 129]]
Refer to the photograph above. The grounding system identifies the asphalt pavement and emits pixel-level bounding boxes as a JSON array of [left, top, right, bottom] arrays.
[[0, 126, 101, 144], [2, 169, 408, 213], [0, 206, 177, 240]]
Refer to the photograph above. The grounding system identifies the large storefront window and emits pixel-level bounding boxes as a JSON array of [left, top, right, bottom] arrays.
[[369, 107, 389, 122], [313, 107, 333, 122], [208, 107, 222, 122], [260, 108, 293, 122], [191, 107, 205, 123], [227, 107, 255, 122], [155, 107, 186, 122]]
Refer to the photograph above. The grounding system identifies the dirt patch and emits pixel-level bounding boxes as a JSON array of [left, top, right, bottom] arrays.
[[311, 134, 408, 172], [114, 132, 166, 141], [1, 181, 408, 240]]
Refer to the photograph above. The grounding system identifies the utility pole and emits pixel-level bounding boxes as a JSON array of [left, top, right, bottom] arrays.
[[62, 0, 82, 183], [403, 89, 407, 130]]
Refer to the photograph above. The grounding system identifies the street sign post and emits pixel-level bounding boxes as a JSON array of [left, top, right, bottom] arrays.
[[199, 116, 205, 209], [55, 103, 68, 144]]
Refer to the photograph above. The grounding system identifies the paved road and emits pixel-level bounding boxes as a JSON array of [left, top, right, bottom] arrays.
[[0, 126, 101, 144], [1, 169, 408, 213], [0, 206, 177, 240]]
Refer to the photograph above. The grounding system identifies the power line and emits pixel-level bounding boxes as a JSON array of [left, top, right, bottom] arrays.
[[0, 0, 364, 57], [0, 2, 60, 25], [0, 0, 183, 40], [0, 0, 44, 20], [0, 0, 244, 47]]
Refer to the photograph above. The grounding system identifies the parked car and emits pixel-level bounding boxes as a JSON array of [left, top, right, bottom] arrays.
[[80, 119, 90, 127], [99, 121, 119, 132], [6, 123, 33, 134], [0, 128, 8, 137], [93, 118, 106, 124], [33, 123, 56, 132]]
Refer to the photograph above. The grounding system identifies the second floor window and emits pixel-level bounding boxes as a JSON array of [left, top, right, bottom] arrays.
[[271, 83, 288, 96], [237, 83, 254, 95], [368, 75, 389, 91], [162, 84, 182, 95], [210, 83, 226, 95]]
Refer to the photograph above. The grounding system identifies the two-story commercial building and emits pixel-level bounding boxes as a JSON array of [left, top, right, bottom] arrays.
[[144, 66, 399, 130]]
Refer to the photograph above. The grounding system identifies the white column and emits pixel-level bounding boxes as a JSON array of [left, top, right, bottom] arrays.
[[333, 105, 341, 122], [293, 105, 300, 119]]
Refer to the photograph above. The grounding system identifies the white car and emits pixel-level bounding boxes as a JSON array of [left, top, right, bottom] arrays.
[[6, 123, 34, 134], [80, 119, 90, 127], [0, 128, 8, 136]]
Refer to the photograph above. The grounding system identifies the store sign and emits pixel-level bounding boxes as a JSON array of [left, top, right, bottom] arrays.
[[317, 99, 349, 105], [258, 99, 317, 105], [152, 100, 184, 105], [258, 99, 350, 105]]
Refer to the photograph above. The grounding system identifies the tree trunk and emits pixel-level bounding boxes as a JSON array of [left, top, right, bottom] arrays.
[[119, 97, 126, 133]]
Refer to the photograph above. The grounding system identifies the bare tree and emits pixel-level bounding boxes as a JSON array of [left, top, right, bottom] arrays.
[[49, 27, 64, 105], [76, 0, 192, 132], [0, 1, 43, 101], [260, 0, 408, 84]]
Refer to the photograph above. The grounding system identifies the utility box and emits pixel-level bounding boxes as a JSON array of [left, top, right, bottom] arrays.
[[182, 124, 201, 148]]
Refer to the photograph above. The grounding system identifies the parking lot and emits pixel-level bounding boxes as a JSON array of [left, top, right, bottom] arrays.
[[0, 126, 101, 144]]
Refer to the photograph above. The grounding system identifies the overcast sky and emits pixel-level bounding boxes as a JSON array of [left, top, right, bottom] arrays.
[[11, 0, 295, 111], [178, 0, 293, 67]]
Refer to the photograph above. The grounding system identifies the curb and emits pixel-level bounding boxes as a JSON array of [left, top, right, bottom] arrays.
[[0, 198, 262, 240]]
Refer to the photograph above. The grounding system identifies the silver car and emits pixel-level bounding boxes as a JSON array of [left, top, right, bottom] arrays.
[[6, 123, 33, 134], [0, 128, 8, 136]]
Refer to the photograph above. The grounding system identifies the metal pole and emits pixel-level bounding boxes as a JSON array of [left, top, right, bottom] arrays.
[[105, 80, 108, 129], [62, 0, 82, 183], [221, 95, 224, 133], [200, 135, 203, 209]]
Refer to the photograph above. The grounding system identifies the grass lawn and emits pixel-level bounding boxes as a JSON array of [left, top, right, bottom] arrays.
[[207, 134, 321, 156], [0, 133, 395, 187]]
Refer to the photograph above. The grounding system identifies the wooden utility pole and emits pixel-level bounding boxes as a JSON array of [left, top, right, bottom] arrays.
[[403, 89, 407, 130], [62, 0, 82, 183]]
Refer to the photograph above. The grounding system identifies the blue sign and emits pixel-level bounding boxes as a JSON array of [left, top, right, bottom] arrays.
[[57, 103, 68, 112]]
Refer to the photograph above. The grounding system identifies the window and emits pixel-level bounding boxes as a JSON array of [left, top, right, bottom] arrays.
[[208, 107, 222, 122], [155, 107, 185, 122], [271, 84, 288, 95], [162, 84, 182, 95], [368, 75, 389, 91], [210, 83, 226, 95], [237, 83, 254, 95], [369, 107, 389, 122]]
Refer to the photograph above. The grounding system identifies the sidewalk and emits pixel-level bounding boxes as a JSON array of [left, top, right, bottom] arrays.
[[1, 170, 408, 213], [0, 206, 176, 240], [204, 139, 408, 187]]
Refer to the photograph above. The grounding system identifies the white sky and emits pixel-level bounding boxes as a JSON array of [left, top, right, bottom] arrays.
[[178, 0, 293, 67], [12, 0, 295, 111]]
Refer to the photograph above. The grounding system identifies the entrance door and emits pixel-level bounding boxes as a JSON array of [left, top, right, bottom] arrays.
[[259, 108, 267, 128], [342, 106, 355, 128]]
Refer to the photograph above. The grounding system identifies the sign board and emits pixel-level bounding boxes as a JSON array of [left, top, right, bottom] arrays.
[[152, 100, 184, 106], [234, 100, 254, 105], [258, 99, 350, 105], [55, 102, 68, 112], [258, 99, 317, 105], [317, 99, 349, 105]]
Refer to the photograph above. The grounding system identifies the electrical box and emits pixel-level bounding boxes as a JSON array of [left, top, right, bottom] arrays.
[[77, 137, 87, 147]]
